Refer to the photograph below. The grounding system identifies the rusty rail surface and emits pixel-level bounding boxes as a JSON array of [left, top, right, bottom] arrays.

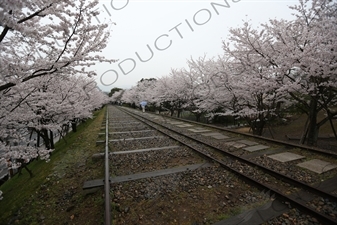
[[104, 108, 111, 225]]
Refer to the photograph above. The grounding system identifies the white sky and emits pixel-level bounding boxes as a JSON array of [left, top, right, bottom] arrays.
[[94, 0, 299, 92]]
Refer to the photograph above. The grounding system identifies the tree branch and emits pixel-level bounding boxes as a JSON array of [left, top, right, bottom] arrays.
[[0, 4, 53, 43]]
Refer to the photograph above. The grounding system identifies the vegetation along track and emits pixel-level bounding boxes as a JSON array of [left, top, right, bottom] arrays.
[[86, 105, 337, 224]]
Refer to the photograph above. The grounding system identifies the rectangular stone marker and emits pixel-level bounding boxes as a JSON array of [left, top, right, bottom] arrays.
[[168, 122, 185, 125], [112, 126, 147, 129], [113, 146, 181, 154], [110, 163, 211, 184], [110, 130, 153, 134], [212, 135, 230, 140], [202, 132, 223, 136], [176, 124, 194, 127], [110, 122, 140, 125], [268, 152, 305, 163], [83, 163, 212, 189], [225, 141, 247, 149], [237, 140, 259, 146], [96, 140, 105, 146], [109, 136, 164, 142], [194, 127, 207, 130], [297, 159, 337, 174], [188, 128, 211, 133], [243, 145, 269, 152], [83, 179, 104, 189]]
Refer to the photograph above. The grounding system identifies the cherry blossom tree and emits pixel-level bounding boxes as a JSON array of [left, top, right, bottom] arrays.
[[186, 56, 231, 122], [0, 0, 113, 178], [151, 71, 193, 117], [223, 0, 337, 145], [0, 0, 114, 92], [121, 78, 157, 109], [120, 87, 138, 108], [185, 54, 285, 134], [0, 74, 108, 178], [110, 90, 124, 104]]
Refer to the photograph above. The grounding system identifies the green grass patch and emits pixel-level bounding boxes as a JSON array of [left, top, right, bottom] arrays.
[[0, 107, 106, 224]]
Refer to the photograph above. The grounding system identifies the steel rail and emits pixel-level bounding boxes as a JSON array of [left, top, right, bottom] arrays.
[[104, 108, 111, 225], [118, 107, 337, 225], [146, 110, 337, 158]]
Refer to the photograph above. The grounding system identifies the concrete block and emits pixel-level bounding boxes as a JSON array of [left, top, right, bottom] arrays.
[[297, 159, 337, 174], [243, 145, 269, 152], [268, 152, 305, 162], [237, 140, 259, 146]]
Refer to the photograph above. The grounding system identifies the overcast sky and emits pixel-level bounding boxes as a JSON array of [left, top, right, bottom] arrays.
[[94, 0, 299, 92]]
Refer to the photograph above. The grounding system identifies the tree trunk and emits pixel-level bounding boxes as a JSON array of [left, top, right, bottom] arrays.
[[329, 116, 337, 141], [327, 111, 337, 141], [170, 109, 174, 116], [41, 129, 51, 149], [252, 126, 264, 136], [71, 121, 77, 132], [17, 159, 33, 178], [306, 99, 319, 146], [177, 110, 182, 118], [37, 133, 40, 147], [196, 114, 201, 122], [49, 130, 54, 149], [306, 123, 319, 146], [300, 117, 310, 144], [251, 119, 265, 136]]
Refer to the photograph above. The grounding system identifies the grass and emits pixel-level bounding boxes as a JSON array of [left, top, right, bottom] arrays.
[[0, 107, 106, 225]]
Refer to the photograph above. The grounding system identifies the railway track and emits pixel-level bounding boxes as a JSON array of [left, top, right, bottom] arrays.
[[85, 105, 337, 224]]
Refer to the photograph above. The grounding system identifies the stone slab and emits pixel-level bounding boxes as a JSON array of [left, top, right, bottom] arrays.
[[109, 136, 164, 142], [168, 122, 184, 125], [154, 118, 166, 121], [176, 124, 194, 128], [110, 122, 140, 125], [83, 179, 104, 189], [188, 128, 211, 133], [110, 163, 211, 184], [219, 138, 242, 142], [83, 163, 211, 189], [242, 148, 286, 160], [201, 132, 230, 139], [297, 159, 337, 174], [110, 130, 154, 134], [112, 126, 147, 129], [212, 135, 230, 140], [237, 140, 259, 146], [110, 117, 130, 120], [225, 141, 247, 148], [113, 146, 181, 154], [243, 145, 270, 152], [193, 127, 208, 130], [268, 152, 305, 163], [202, 132, 223, 136]]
